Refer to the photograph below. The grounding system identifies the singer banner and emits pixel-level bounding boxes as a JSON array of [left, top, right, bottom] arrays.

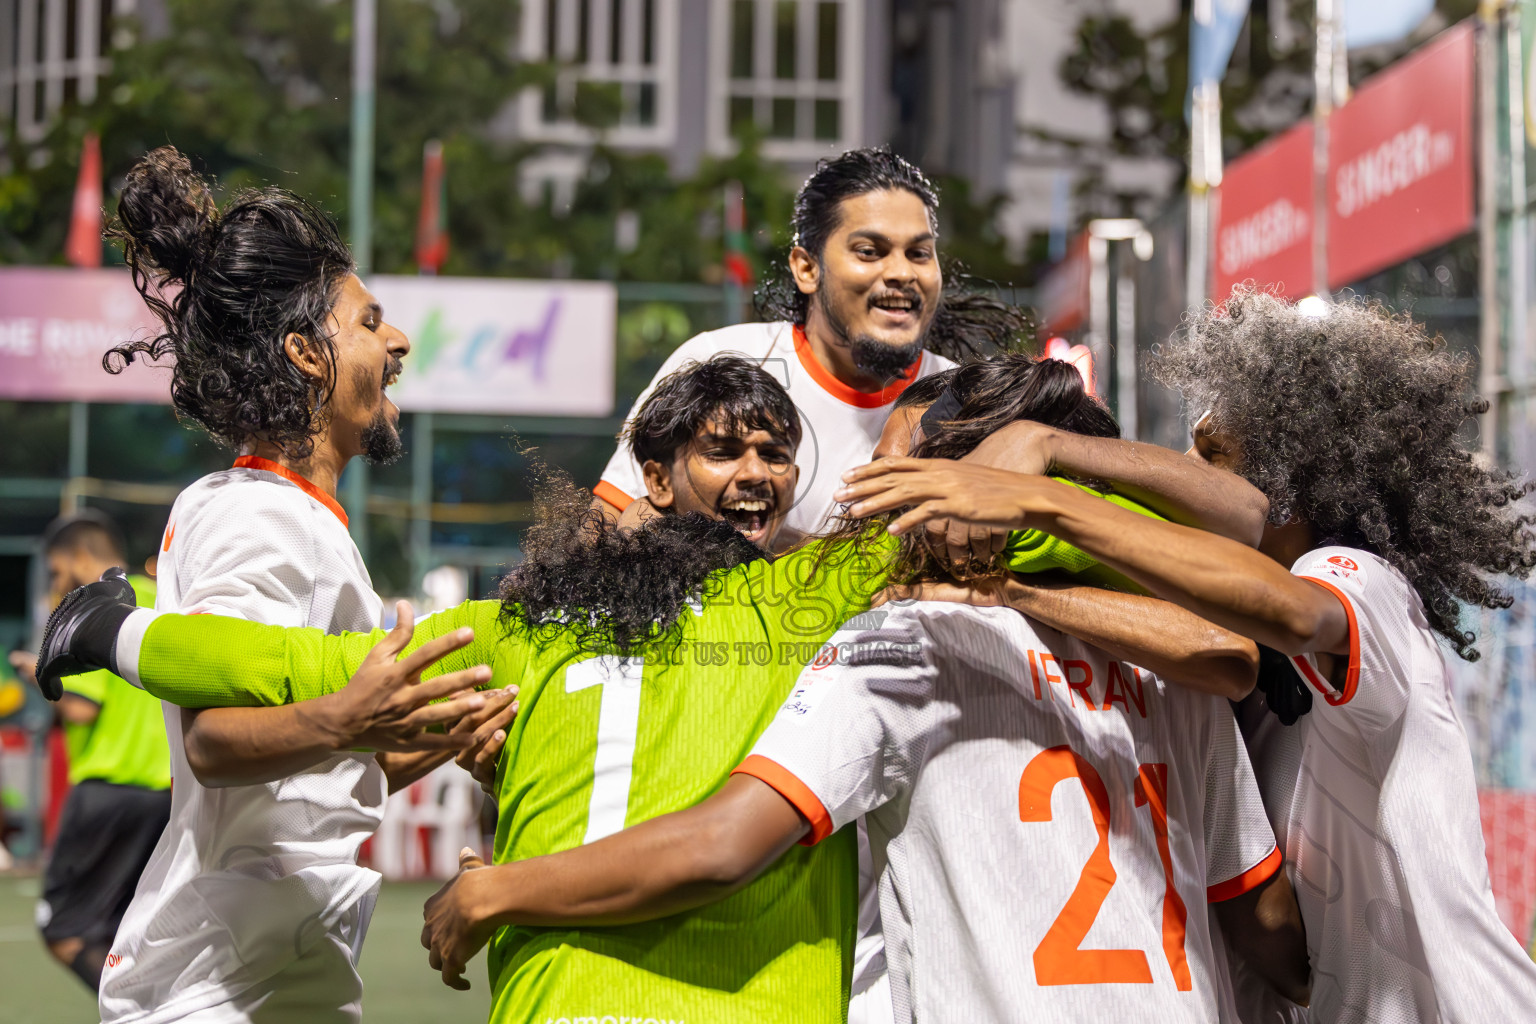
[[1327, 20, 1475, 288], [1212, 122, 1314, 301]]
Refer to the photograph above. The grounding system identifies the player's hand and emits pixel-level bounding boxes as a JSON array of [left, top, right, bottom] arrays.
[[422, 847, 497, 990], [615, 496, 663, 532], [837, 459, 1060, 536], [448, 688, 520, 795], [317, 601, 492, 753], [873, 576, 1014, 609], [36, 567, 138, 701], [910, 421, 1055, 568], [8, 650, 37, 686]]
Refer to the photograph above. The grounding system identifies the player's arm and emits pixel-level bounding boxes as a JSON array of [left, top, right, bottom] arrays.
[[963, 421, 1270, 546], [38, 574, 504, 707], [422, 773, 807, 988], [880, 574, 1258, 699], [179, 604, 498, 787], [1214, 867, 1310, 1006], [837, 463, 1350, 660]]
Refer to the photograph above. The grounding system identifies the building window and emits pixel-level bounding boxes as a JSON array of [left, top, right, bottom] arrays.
[[709, 0, 860, 159], [519, 0, 677, 147], [3, 0, 123, 144]]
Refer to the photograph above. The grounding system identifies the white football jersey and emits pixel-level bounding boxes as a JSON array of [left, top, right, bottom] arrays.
[[736, 602, 1280, 1024], [1245, 546, 1536, 1023], [100, 457, 386, 1024], [595, 321, 954, 548]]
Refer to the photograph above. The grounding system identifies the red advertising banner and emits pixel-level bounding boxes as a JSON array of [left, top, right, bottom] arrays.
[[1212, 122, 1315, 301], [1038, 232, 1090, 333], [1327, 21, 1474, 288]]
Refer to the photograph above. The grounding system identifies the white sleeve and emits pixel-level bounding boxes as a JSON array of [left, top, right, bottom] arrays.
[[595, 334, 722, 509], [1202, 702, 1282, 901], [1289, 546, 1418, 735], [733, 615, 939, 844], [170, 489, 319, 628]]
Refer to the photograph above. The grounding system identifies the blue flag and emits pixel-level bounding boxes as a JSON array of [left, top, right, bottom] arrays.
[[1190, 0, 1252, 89], [1343, 0, 1433, 50]]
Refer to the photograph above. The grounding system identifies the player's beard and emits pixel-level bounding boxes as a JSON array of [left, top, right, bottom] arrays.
[[352, 359, 405, 466], [817, 288, 925, 384], [359, 409, 403, 465], [499, 468, 767, 655]]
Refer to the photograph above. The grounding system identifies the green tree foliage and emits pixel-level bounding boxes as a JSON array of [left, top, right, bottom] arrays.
[[1049, 0, 1478, 222], [0, 0, 803, 285]]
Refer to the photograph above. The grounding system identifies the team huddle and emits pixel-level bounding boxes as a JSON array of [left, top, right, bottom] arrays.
[[28, 144, 1536, 1024]]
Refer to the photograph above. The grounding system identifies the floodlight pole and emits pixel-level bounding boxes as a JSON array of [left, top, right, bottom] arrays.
[[346, 0, 376, 560]]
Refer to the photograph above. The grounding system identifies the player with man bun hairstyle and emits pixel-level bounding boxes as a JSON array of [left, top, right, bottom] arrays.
[[89, 146, 497, 1024]]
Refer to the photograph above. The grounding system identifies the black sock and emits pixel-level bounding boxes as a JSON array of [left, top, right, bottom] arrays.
[[67, 943, 108, 991]]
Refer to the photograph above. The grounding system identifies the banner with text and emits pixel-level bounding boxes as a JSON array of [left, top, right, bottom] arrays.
[[0, 269, 617, 416], [1327, 20, 1474, 288], [1212, 122, 1314, 301]]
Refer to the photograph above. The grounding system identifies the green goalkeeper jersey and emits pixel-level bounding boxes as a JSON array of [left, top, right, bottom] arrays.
[[130, 539, 891, 1023]]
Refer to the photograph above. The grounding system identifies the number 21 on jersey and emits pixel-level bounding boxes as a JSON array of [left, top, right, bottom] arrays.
[[566, 656, 645, 844], [1019, 745, 1192, 991]]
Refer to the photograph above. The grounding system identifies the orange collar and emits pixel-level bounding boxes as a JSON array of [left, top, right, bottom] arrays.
[[232, 455, 349, 527], [792, 324, 922, 408]]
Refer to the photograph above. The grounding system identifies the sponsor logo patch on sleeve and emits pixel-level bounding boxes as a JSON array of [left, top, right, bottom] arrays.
[[1305, 552, 1366, 585]]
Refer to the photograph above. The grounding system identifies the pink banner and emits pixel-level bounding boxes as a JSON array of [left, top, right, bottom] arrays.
[[0, 267, 173, 403]]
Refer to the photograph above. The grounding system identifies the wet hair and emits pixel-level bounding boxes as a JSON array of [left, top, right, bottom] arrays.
[[751, 147, 1034, 361], [824, 355, 1119, 582], [498, 467, 766, 655], [104, 146, 355, 458], [892, 368, 957, 411], [1154, 288, 1536, 660], [43, 511, 126, 563], [791, 147, 939, 263], [623, 355, 802, 466]]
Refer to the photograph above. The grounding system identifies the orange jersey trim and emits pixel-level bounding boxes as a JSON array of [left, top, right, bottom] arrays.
[[161, 523, 175, 552], [1207, 845, 1283, 903], [592, 479, 635, 512], [232, 456, 349, 527], [1291, 577, 1361, 706], [732, 754, 834, 845], [792, 323, 922, 409]]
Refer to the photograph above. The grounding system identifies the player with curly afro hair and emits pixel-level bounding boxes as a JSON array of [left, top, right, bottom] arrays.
[[1154, 287, 1535, 660], [834, 287, 1536, 1021]]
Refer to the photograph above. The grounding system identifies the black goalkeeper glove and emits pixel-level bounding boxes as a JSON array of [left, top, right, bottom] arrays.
[[36, 567, 138, 701], [1254, 643, 1313, 726]]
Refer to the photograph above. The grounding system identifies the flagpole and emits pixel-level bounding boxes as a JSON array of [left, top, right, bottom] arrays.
[[1505, 2, 1529, 472], [1313, 0, 1336, 299], [1187, 82, 1222, 309], [346, 0, 376, 559]]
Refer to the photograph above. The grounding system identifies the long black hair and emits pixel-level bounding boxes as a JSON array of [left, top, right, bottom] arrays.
[[105, 146, 354, 458], [752, 148, 1033, 360], [1156, 288, 1536, 660], [821, 354, 1119, 582], [498, 467, 766, 655]]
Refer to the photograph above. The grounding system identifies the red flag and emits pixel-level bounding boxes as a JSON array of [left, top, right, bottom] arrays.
[[723, 181, 752, 286], [65, 132, 102, 267], [415, 140, 448, 275]]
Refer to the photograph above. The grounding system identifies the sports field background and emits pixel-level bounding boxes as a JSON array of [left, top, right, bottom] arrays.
[[0, 876, 491, 1024]]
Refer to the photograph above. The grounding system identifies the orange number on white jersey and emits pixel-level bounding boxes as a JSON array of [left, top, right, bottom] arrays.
[[1018, 746, 1153, 986], [1019, 746, 1191, 989]]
